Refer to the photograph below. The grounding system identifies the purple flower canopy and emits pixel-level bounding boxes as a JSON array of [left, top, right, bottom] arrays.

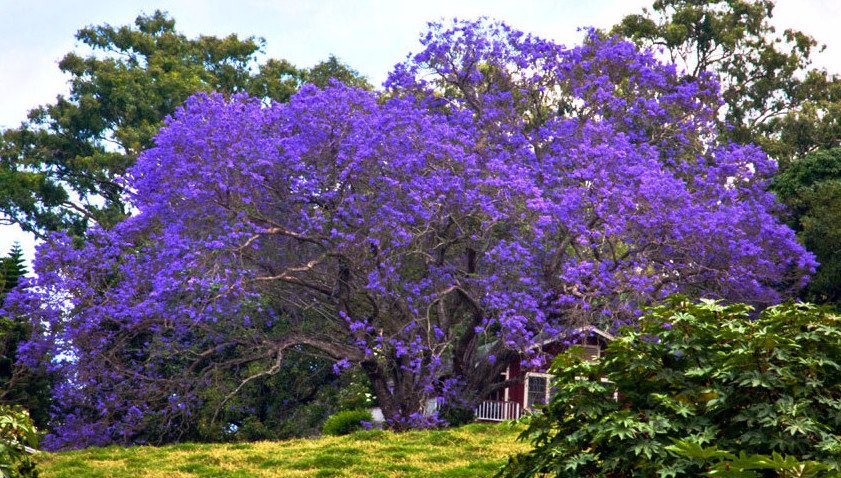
[[8, 19, 815, 449]]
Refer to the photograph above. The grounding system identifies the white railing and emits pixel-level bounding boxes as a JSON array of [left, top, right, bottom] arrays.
[[474, 400, 522, 422]]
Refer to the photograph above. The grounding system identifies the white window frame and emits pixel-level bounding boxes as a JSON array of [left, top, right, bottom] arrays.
[[503, 366, 510, 403], [523, 372, 553, 410]]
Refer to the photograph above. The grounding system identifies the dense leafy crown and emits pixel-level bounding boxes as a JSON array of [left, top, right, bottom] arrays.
[[502, 299, 841, 477], [7, 19, 814, 449], [0, 11, 366, 238], [773, 148, 841, 307], [0, 11, 291, 236]]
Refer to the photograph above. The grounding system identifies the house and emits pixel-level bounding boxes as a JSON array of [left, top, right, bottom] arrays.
[[473, 326, 614, 422]]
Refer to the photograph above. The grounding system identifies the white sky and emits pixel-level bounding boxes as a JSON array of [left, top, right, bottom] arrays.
[[2, 0, 840, 264]]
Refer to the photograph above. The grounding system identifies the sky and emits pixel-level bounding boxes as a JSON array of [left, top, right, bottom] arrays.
[[2, 0, 841, 264]]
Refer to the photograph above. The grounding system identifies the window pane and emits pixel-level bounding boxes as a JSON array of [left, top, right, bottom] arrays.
[[527, 376, 547, 408]]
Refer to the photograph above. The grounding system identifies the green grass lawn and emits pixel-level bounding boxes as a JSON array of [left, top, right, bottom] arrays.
[[38, 423, 528, 478]]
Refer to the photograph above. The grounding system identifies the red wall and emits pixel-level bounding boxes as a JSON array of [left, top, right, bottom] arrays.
[[502, 335, 608, 407], [507, 361, 524, 405]]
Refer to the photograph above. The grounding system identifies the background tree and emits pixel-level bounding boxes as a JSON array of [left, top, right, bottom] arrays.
[[0, 10, 366, 237], [612, 0, 840, 166], [303, 55, 371, 90], [773, 148, 841, 307], [8, 20, 813, 449], [0, 244, 25, 292]]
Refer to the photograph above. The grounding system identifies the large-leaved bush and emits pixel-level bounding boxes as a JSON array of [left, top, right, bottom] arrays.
[[502, 299, 841, 477], [0, 406, 39, 478]]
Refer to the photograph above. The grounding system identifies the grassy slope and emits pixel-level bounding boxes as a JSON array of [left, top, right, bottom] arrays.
[[38, 423, 528, 478]]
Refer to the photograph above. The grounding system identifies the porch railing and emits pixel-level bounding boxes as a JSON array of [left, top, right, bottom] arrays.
[[474, 400, 522, 422]]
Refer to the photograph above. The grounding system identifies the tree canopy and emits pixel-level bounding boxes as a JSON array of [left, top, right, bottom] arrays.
[[773, 148, 841, 307], [0, 11, 366, 238], [8, 19, 814, 450], [613, 0, 841, 165]]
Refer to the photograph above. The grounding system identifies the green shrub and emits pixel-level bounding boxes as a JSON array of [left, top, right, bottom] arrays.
[[438, 406, 475, 427], [322, 409, 373, 436], [0, 405, 39, 478], [667, 441, 841, 477], [500, 299, 841, 477]]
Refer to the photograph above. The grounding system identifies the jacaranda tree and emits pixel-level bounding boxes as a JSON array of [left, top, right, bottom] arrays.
[[7, 20, 815, 449]]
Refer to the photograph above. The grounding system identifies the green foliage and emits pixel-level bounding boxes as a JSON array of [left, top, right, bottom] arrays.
[[334, 374, 376, 412], [0, 244, 25, 294], [302, 55, 371, 90], [0, 405, 39, 478], [500, 298, 841, 477], [1, 11, 287, 236], [231, 415, 275, 442], [195, 350, 375, 442], [613, 0, 838, 165], [438, 406, 476, 427], [0, 11, 365, 238], [322, 409, 373, 437], [773, 148, 841, 307], [668, 441, 841, 477]]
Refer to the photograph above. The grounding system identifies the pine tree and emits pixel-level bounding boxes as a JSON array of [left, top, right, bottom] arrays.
[[1, 243, 26, 293], [0, 244, 50, 428]]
